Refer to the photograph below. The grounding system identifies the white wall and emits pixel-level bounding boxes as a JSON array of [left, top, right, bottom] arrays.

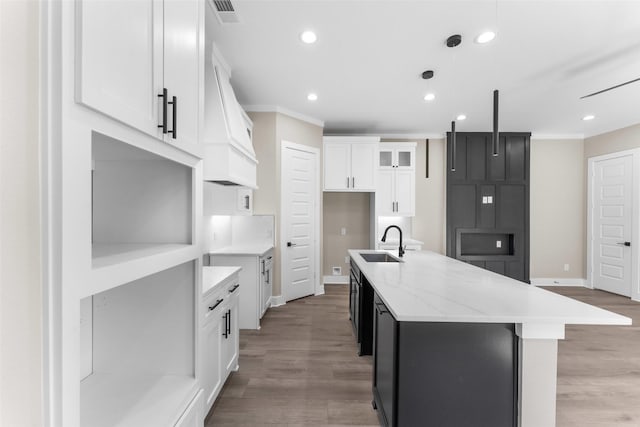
[[530, 139, 585, 279], [0, 1, 43, 425]]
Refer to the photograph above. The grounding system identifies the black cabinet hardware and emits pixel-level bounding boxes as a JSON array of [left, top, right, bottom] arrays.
[[226, 309, 231, 335], [228, 284, 240, 293], [222, 312, 228, 338], [168, 96, 177, 139], [374, 302, 389, 315], [352, 177, 355, 188], [617, 241, 632, 246], [347, 177, 350, 188], [157, 88, 168, 134], [287, 242, 297, 247], [208, 299, 223, 311]]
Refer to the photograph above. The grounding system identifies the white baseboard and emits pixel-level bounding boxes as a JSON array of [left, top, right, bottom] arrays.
[[270, 295, 286, 307], [323, 275, 348, 285], [530, 278, 587, 287], [315, 285, 325, 296]]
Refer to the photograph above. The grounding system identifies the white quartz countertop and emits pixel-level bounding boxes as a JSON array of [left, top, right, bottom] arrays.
[[202, 266, 241, 295], [209, 244, 274, 257], [209, 243, 273, 256], [349, 249, 632, 326]]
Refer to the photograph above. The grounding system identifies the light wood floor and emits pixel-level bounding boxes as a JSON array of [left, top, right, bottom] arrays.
[[206, 285, 640, 426]]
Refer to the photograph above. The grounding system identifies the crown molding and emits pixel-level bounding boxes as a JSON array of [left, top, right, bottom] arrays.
[[243, 105, 325, 128]]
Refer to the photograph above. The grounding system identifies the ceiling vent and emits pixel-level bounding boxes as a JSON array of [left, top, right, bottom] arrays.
[[211, 0, 240, 24]]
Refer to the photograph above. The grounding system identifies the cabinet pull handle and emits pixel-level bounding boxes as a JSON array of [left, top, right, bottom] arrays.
[[229, 283, 240, 293], [168, 95, 177, 139], [347, 177, 350, 188], [222, 312, 228, 338], [157, 88, 168, 134], [227, 309, 231, 335], [375, 302, 389, 315], [208, 298, 223, 311], [352, 177, 355, 188]]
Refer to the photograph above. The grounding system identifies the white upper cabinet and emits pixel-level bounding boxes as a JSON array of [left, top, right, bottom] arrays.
[[77, 0, 203, 153], [376, 143, 416, 216], [378, 145, 415, 170], [323, 136, 379, 192]]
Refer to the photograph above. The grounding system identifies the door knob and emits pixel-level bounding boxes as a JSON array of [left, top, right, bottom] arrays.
[[287, 242, 297, 247], [616, 241, 631, 247]]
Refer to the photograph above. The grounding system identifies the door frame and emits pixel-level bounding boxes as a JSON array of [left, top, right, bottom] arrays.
[[280, 140, 322, 301], [587, 148, 640, 301]]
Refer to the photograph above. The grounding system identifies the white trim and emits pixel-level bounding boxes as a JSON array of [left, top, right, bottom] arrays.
[[269, 295, 286, 307], [587, 149, 640, 302], [530, 133, 584, 140], [530, 278, 587, 287], [243, 105, 324, 127], [323, 275, 349, 285], [379, 133, 445, 140], [516, 323, 565, 340], [210, 42, 232, 78], [280, 141, 321, 302]]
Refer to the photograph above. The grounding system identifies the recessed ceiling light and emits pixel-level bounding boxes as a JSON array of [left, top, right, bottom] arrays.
[[424, 93, 435, 101], [475, 31, 496, 44], [300, 30, 317, 44], [582, 114, 595, 121], [457, 114, 467, 121], [307, 93, 318, 101]]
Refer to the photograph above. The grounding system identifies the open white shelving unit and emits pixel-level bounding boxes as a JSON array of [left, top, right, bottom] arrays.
[[43, 1, 206, 425]]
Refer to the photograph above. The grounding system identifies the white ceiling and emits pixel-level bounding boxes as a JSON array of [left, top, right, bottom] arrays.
[[209, 0, 640, 137]]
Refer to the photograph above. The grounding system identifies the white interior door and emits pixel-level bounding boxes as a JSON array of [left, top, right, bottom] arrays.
[[591, 154, 633, 296], [281, 142, 318, 302]]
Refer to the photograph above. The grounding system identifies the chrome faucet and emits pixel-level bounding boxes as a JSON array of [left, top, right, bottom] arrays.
[[381, 225, 404, 258]]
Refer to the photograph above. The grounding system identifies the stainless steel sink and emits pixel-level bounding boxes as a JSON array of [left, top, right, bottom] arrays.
[[360, 252, 401, 263]]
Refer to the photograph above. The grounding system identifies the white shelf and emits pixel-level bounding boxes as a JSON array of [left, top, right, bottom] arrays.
[[81, 373, 198, 427], [86, 244, 199, 301], [92, 243, 191, 268]]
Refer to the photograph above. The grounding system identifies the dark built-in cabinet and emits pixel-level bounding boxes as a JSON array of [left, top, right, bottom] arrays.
[[349, 258, 373, 356], [372, 293, 518, 427], [446, 132, 530, 282]]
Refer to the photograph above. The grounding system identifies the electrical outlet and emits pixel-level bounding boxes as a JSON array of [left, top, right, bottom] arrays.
[[332, 266, 342, 276], [341, 227, 347, 236], [564, 264, 570, 271], [496, 240, 502, 248], [345, 256, 349, 263]]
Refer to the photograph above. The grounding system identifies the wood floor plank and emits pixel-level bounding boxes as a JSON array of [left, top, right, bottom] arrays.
[[207, 284, 640, 426]]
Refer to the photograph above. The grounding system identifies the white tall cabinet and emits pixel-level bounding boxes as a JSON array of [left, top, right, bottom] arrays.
[[376, 142, 416, 216], [43, 1, 205, 426]]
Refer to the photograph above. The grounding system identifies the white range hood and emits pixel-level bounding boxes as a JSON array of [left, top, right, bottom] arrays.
[[202, 44, 258, 189]]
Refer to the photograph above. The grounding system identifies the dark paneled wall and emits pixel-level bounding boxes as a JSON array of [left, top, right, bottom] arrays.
[[446, 132, 530, 283]]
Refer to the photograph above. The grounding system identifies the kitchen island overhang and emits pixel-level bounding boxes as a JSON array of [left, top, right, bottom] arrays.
[[349, 249, 631, 427]]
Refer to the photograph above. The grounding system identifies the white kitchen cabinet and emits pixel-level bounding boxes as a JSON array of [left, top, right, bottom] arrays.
[[211, 248, 274, 330], [323, 136, 379, 191], [201, 269, 239, 416], [376, 143, 416, 216], [203, 182, 253, 216], [77, 0, 203, 152], [378, 144, 415, 170]]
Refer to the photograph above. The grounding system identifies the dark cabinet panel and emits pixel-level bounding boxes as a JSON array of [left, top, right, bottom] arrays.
[[349, 258, 373, 356], [467, 134, 488, 181], [372, 294, 397, 426], [506, 135, 527, 182], [446, 132, 530, 283], [372, 291, 518, 427]]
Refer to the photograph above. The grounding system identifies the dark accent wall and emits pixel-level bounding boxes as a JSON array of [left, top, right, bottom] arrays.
[[446, 132, 530, 283]]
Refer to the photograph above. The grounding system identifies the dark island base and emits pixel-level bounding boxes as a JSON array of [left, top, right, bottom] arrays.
[[372, 294, 518, 427]]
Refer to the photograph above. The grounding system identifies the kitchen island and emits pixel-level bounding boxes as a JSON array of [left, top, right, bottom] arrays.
[[349, 249, 631, 427]]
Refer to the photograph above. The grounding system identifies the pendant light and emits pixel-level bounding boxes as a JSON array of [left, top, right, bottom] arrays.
[[450, 120, 456, 172], [492, 89, 499, 156]]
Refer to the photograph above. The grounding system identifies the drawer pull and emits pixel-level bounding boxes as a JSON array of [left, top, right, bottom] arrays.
[[229, 284, 240, 293], [208, 299, 223, 311]]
